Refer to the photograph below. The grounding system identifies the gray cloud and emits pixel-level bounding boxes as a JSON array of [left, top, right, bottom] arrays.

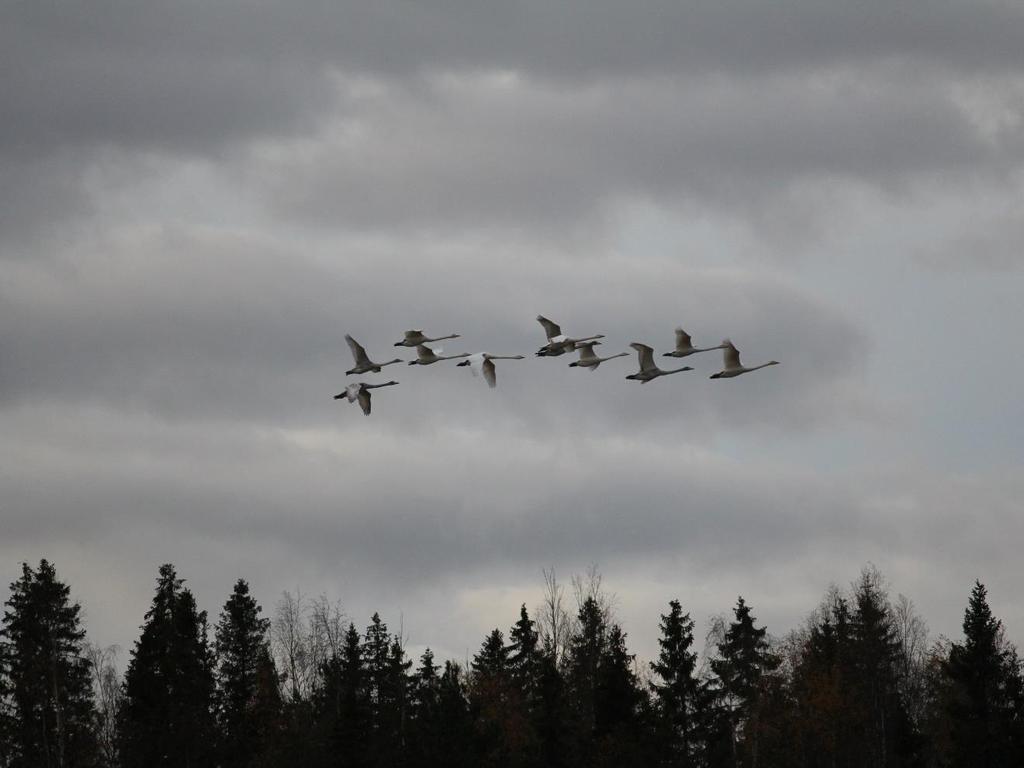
[[3, 1, 1024, 665]]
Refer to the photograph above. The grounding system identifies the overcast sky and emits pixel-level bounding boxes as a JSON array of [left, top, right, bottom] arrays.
[[3, 1, 1024, 665]]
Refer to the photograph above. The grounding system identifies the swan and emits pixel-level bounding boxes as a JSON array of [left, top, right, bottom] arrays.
[[535, 315, 604, 357], [395, 329, 461, 347], [456, 353, 525, 388], [333, 381, 399, 415], [626, 343, 693, 383], [663, 327, 727, 358], [345, 335, 403, 375], [569, 341, 628, 370], [709, 339, 780, 379], [408, 344, 471, 366]]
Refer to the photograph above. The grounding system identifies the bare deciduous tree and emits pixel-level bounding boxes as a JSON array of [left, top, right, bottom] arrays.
[[272, 590, 314, 702], [86, 644, 122, 768], [537, 568, 572, 666]]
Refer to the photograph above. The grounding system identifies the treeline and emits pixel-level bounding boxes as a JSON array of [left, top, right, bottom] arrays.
[[2, 561, 1024, 767]]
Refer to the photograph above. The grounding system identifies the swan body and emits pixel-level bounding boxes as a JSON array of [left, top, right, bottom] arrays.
[[456, 353, 525, 388], [395, 329, 461, 347], [709, 339, 779, 379], [626, 342, 693, 382], [569, 341, 628, 370], [663, 327, 726, 358], [345, 335, 403, 375], [535, 315, 604, 356], [408, 344, 471, 365], [333, 381, 399, 415]]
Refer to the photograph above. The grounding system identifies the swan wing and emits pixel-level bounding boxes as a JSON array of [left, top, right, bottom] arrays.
[[722, 339, 742, 370], [630, 342, 656, 371], [577, 342, 599, 362], [483, 358, 497, 388], [357, 388, 372, 415], [345, 383, 360, 402], [416, 344, 435, 362], [345, 334, 371, 365], [403, 329, 426, 345], [537, 315, 562, 340], [675, 327, 693, 352]]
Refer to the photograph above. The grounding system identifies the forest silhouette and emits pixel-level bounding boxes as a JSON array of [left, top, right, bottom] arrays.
[[2, 559, 1022, 767]]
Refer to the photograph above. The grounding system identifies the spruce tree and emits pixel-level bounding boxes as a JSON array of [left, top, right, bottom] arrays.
[[848, 571, 917, 766], [710, 597, 777, 768], [315, 622, 369, 767], [0, 559, 98, 768], [437, 661, 476, 767], [360, 614, 409, 767], [119, 563, 216, 768], [650, 599, 700, 767], [213, 578, 280, 768], [407, 648, 440, 767], [471, 629, 518, 766], [508, 605, 542, 708], [944, 581, 1024, 767]]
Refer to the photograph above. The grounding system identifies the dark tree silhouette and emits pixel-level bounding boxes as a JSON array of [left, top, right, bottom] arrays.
[[710, 596, 778, 768], [214, 578, 281, 768], [944, 581, 1024, 767], [650, 599, 700, 767], [119, 564, 216, 768], [0, 560, 97, 768]]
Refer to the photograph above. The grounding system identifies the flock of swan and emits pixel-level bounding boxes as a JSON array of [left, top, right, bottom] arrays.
[[335, 315, 779, 415]]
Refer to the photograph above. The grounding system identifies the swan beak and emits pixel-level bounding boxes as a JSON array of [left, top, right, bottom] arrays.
[[456, 360, 470, 367], [333, 393, 344, 399]]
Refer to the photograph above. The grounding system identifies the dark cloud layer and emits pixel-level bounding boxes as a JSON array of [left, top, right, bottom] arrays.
[[2, 2, 1023, 660]]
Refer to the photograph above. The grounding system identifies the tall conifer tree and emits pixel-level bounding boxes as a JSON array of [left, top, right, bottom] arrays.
[[650, 599, 700, 767], [944, 581, 1024, 767], [214, 578, 280, 768], [119, 564, 216, 768], [0, 560, 97, 768]]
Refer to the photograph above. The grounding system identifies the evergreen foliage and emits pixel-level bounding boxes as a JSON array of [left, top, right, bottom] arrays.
[[0, 560, 97, 768], [3, 561, 1023, 768], [213, 579, 280, 768], [118, 564, 216, 768]]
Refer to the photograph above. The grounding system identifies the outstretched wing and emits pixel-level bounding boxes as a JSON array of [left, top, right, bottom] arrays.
[[416, 344, 434, 362], [577, 341, 600, 362], [345, 334, 371, 365], [483, 358, 497, 388], [537, 315, 562, 340], [674, 327, 693, 352], [630, 342, 656, 371], [357, 388, 372, 415], [403, 329, 426, 345], [722, 339, 741, 370]]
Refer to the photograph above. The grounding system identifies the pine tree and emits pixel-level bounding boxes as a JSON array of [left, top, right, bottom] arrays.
[[213, 578, 280, 768], [944, 581, 1024, 767], [119, 563, 216, 768], [650, 599, 700, 767], [0, 559, 98, 768]]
